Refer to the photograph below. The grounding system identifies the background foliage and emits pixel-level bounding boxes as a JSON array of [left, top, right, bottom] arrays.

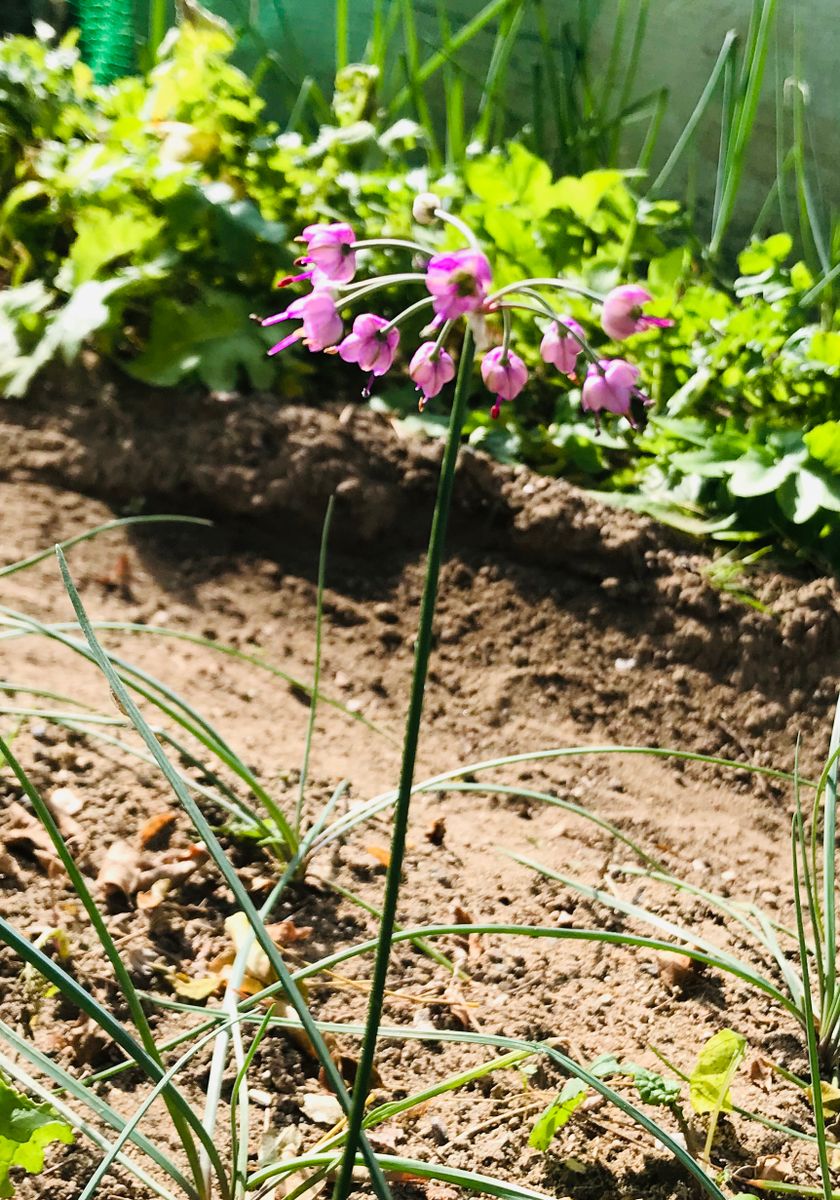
[[1, 10, 839, 572]]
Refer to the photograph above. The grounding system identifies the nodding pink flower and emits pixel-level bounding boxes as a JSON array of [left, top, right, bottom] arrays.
[[540, 317, 584, 376], [293, 222, 357, 285], [601, 285, 674, 341], [261, 291, 343, 355], [338, 314, 400, 376], [425, 249, 492, 320], [480, 346, 528, 419], [581, 358, 651, 429], [409, 342, 456, 408]]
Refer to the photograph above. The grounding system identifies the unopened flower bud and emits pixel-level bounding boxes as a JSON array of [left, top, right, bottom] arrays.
[[412, 192, 442, 225]]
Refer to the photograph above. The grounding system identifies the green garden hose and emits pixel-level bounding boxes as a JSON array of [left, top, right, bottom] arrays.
[[75, 0, 136, 83]]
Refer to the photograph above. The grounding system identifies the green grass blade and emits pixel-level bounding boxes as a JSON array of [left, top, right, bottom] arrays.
[[793, 810, 833, 1199], [0, 516, 212, 580], [386, 0, 514, 117], [651, 30, 737, 195], [435, 781, 664, 869], [314, 744, 811, 851], [0, 917, 229, 1197], [0, 1020, 194, 1197], [55, 547, 391, 1200], [335, 0, 349, 70], [0, 1052, 181, 1200], [297, 497, 334, 834], [0, 730, 208, 1199]]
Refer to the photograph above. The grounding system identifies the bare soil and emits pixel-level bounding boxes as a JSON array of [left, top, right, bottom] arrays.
[[1, 372, 840, 1200]]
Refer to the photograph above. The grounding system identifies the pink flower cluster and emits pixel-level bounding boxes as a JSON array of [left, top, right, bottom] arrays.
[[260, 218, 673, 429]]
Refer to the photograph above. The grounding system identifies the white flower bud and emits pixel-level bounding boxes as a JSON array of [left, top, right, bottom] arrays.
[[412, 191, 441, 225]]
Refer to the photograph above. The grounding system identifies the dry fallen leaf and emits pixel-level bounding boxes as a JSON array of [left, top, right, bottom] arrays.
[[425, 817, 446, 846], [3, 800, 60, 872], [97, 839, 143, 898], [654, 949, 702, 992], [98, 839, 206, 900], [137, 877, 173, 910], [139, 811, 178, 850], [172, 973, 225, 1000], [300, 1093, 343, 1126], [265, 918, 313, 946], [364, 844, 391, 868], [751, 1155, 790, 1182]]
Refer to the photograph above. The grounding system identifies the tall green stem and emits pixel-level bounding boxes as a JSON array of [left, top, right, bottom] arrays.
[[332, 326, 476, 1200]]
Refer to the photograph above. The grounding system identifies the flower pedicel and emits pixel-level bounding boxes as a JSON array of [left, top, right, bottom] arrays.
[[259, 208, 673, 427]]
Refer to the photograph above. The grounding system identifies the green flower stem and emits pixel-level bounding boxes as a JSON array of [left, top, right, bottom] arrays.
[[486, 276, 604, 305], [332, 325, 476, 1200]]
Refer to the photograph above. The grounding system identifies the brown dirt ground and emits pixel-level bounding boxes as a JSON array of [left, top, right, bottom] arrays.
[[2, 374, 840, 1200]]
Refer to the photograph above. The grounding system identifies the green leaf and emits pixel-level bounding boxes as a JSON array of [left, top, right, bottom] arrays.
[[69, 207, 164, 285], [727, 452, 801, 498], [552, 169, 624, 223], [737, 233, 792, 275], [805, 422, 840, 474], [777, 469, 840, 524], [0, 1075, 73, 1197], [528, 1081, 588, 1150], [688, 1029, 746, 1115], [626, 1066, 681, 1108], [126, 291, 274, 390], [809, 331, 840, 370]]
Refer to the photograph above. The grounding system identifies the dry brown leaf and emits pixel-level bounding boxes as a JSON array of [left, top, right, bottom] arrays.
[[139, 811, 178, 850], [425, 817, 446, 846], [364, 844, 391, 868], [137, 849, 207, 893], [172, 973, 225, 1000], [747, 1055, 771, 1090], [265, 918, 313, 946], [751, 1155, 790, 1182], [97, 839, 143, 897], [3, 800, 59, 872], [98, 839, 205, 900], [137, 877, 172, 910], [300, 1093, 343, 1127], [654, 949, 702, 992]]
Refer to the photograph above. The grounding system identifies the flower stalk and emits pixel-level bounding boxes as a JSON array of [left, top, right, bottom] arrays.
[[331, 326, 477, 1200]]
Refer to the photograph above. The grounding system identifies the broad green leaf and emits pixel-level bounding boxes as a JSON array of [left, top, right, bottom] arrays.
[[0, 1075, 73, 1198], [126, 291, 274, 390], [777, 469, 840, 524], [688, 1029, 746, 1115], [737, 233, 792, 275], [69, 207, 164, 285], [552, 169, 624, 223], [648, 247, 688, 294], [528, 1080, 587, 1150], [809, 331, 840, 370], [727, 452, 801, 498], [805, 422, 840, 474]]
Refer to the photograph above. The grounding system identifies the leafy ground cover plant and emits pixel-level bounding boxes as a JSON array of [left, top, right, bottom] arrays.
[[3, 17, 840, 570]]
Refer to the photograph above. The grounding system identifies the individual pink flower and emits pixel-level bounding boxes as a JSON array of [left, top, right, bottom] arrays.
[[409, 342, 456, 408], [338, 314, 400, 376], [601, 285, 674, 341], [581, 358, 651, 428], [261, 291, 343, 355], [298, 222, 357, 284], [425, 249, 492, 320], [540, 317, 584, 376], [480, 346, 528, 419]]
